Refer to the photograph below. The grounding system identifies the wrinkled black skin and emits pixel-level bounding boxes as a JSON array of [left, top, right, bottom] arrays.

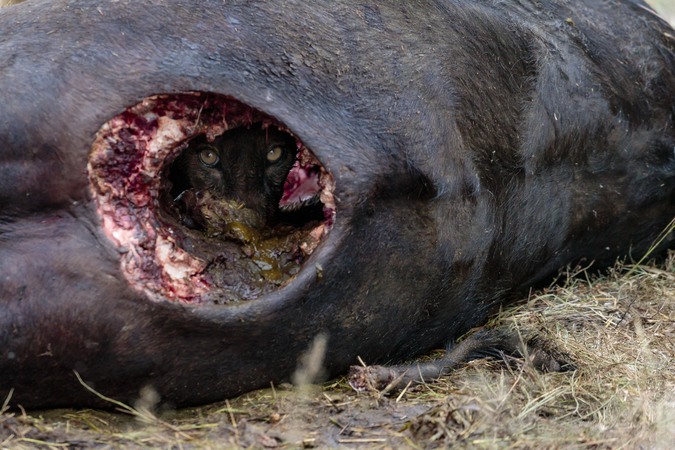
[[0, 0, 673, 409], [171, 124, 297, 226]]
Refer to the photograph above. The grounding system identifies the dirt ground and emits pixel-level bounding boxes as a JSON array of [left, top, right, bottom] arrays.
[[2, 251, 673, 449]]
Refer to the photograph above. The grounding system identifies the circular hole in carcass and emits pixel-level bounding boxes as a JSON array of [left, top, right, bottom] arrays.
[[88, 92, 335, 304]]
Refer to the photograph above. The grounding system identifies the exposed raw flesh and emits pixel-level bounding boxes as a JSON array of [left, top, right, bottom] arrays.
[[88, 93, 334, 304]]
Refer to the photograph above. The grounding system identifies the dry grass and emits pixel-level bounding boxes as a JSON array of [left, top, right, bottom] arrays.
[[1, 253, 673, 449]]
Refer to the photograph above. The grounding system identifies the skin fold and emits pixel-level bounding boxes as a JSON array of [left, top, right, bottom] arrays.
[[0, 0, 673, 409]]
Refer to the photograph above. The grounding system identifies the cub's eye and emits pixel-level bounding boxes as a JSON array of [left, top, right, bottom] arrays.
[[198, 148, 219, 166], [266, 146, 284, 163]]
